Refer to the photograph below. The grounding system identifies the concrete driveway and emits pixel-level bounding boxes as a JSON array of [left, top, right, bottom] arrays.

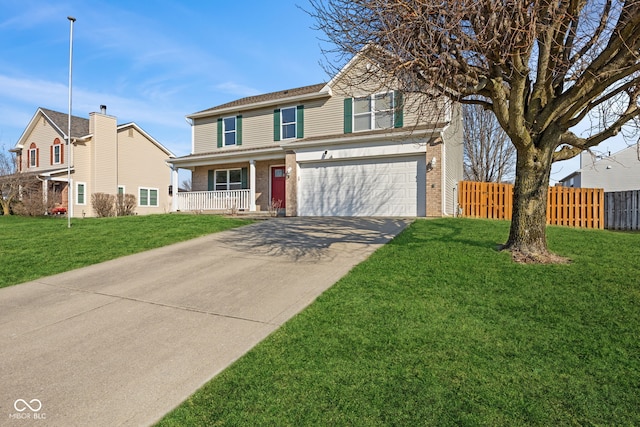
[[0, 217, 410, 426]]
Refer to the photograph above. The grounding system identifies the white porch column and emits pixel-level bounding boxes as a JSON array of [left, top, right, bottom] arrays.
[[249, 160, 256, 212], [42, 178, 48, 208], [170, 165, 179, 212]]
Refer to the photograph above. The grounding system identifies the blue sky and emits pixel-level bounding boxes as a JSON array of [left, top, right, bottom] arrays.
[[0, 0, 633, 183], [0, 0, 328, 159]]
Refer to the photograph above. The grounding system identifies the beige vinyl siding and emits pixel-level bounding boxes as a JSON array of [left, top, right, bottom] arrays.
[[443, 103, 464, 215], [21, 116, 66, 171], [193, 116, 218, 154], [403, 92, 448, 129], [71, 139, 93, 217], [117, 126, 172, 214], [91, 113, 118, 195], [241, 108, 273, 147], [303, 97, 343, 139]]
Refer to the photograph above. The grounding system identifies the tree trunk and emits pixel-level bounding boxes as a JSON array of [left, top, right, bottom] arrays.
[[1, 200, 10, 216], [502, 146, 567, 263]]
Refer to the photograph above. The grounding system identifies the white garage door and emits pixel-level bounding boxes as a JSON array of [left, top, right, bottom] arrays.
[[298, 156, 426, 217]]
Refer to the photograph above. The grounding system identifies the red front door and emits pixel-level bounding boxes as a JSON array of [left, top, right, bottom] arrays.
[[271, 166, 286, 208]]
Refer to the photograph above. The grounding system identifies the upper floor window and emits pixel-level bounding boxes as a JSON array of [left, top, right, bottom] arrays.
[[274, 105, 304, 141], [217, 115, 242, 147], [52, 138, 63, 165], [281, 107, 297, 139], [223, 116, 236, 146], [28, 143, 39, 168], [354, 92, 394, 131]]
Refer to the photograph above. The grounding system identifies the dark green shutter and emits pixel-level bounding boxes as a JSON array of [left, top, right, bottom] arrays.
[[343, 98, 353, 134], [296, 105, 304, 138], [241, 167, 248, 189], [216, 118, 223, 148], [236, 115, 242, 146], [394, 91, 404, 128], [207, 170, 214, 191], [273, 109, 281, 141]]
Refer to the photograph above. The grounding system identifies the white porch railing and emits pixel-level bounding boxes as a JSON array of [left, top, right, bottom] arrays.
[[177, 190, 251, 211]]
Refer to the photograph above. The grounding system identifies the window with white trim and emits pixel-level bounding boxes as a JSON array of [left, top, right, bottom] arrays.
[[223, 116, 236, 146], [354, 92, 394, 131], [215, 169, 242, 191], [76, 182, 86, 205], [53, 144, 61, 164], [139, 187, 159, 207], [29, 148, 37, 167], [281, 106, 297, 139]]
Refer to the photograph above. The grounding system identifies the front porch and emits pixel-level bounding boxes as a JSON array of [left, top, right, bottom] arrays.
[[170, 153, 293, 214]]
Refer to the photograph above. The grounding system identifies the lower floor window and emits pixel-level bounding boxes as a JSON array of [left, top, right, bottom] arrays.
[[215, 169, 243, 191], [76, 182, 86, 205], [139, 187, 158, 207]]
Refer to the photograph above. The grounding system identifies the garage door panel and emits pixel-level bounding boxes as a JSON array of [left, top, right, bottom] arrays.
[[298, 156, 426, 217]]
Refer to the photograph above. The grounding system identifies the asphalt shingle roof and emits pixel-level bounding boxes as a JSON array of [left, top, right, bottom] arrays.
[[40, 107, 90, 138], [192, 83, 326, 115]]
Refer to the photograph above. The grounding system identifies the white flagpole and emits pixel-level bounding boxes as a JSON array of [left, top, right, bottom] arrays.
[[67, 16, 75, 228]]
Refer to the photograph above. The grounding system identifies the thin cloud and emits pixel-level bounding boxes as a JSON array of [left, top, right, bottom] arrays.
[[213, 82, 262, 98]]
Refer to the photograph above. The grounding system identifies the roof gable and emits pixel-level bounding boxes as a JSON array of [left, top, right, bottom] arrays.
[[14, 107, 89, 150], [40, 108, 90, 138], [117, 122, 175, 158]]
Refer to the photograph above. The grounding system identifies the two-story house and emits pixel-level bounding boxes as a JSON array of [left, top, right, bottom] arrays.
[[559, 146, 640, 192], [11, 106, 175, 217], [168, 51, 463, 217]]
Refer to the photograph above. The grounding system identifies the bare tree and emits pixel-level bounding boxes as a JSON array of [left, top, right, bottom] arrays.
[[464, 104, 515, 182], [1, 147, 30, 215], [310, 0, 640, 262], [181, 178, 192, 192]]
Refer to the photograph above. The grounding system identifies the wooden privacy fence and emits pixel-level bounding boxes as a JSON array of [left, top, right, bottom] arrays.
[[605, 190, 640, 230], [458, 181, 604, 229]]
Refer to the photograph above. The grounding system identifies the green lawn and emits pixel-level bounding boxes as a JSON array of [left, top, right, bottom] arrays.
[[0, 214, 252, 288], [157, 218, 640, 426]]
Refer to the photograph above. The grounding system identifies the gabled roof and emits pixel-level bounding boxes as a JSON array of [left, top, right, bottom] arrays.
[[40, 107, 90, 138], [117, 122, 175, 158], [13, 107, 90, 151], [13, 107, 175, 159], [188, 83, 328, 119]]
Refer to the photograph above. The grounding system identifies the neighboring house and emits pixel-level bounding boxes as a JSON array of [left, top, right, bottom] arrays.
[[559, 146, 640, 191], [168, 51, 463, 217], [10, 106, 175, 217]]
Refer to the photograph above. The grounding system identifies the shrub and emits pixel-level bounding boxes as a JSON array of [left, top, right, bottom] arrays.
[[12, 187, 47, 216], [116, 193, 136, 216], [91, 193, 115, 217]]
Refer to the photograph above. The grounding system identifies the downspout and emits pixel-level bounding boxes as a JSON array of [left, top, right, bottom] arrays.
[[440, 126, 449, 216]]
